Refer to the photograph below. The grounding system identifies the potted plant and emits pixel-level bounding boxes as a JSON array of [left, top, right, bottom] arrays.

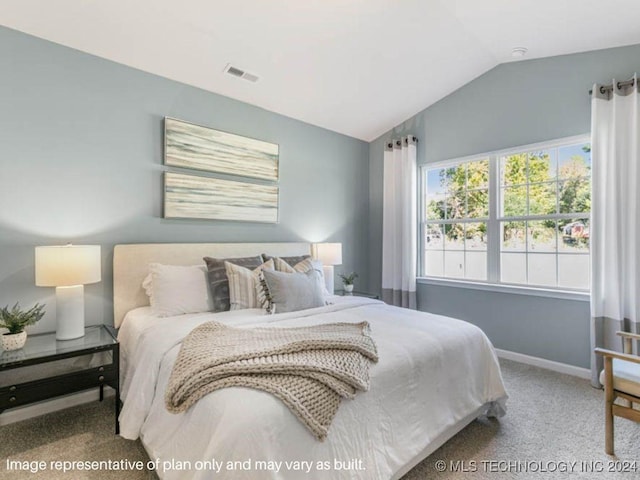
[[339, 272, 359, 293], [0, 302, 45, 351]]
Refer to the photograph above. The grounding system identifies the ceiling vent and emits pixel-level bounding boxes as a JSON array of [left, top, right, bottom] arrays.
[[223, 64, 260, 83]]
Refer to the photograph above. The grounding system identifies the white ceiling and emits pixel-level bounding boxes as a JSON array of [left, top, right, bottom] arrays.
[[2, 0, 640, 141]]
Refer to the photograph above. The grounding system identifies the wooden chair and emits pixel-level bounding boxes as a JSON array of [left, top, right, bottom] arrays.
[[595, 331, 640, 455]]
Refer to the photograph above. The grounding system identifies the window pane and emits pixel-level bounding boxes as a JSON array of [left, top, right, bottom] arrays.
[[559, 218, 589, 252], [444, 165, 466, 195], [426, 168, 446, 220], [467, 189, 489, 218], [425, 224, 444, 250], [528, 150, 556, 182], [424, 250, 444, 277], [467, 159, 489, 188], [426, 199, 445, 220], [559, 144, 591, 180], [527, 254, 557, 287], [529, 182, 557, 215], [559, 177, 590, 214], [426, 168, 446, 196], [501, 253, 526, 284], [465, 222, 487, 250], [444, 224, 464, 250], [502, 186, 527, 217], [446, 189, 466, 219], [528, 220, 557, 252], [444, 251, 465, 278], [558, 254, 589, 289], [502, 221, 526, 251], [501, 153, 527, 186], [465, 252, 487, 280]]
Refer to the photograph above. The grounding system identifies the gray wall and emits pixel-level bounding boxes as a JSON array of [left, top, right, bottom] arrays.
[[370, 43, 640, 368], [0, 26, 370, 333]]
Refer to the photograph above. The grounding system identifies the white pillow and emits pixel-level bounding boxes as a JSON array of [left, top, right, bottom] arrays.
[[143, 263, 212, 317], [225, 259, 274, 310]]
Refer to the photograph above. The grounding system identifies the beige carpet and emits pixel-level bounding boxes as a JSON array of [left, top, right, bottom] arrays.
[[0, 359, 638, 479]]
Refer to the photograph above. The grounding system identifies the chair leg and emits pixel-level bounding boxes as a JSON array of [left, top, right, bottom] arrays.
[[604, 357, 614, 455], [605, 399, 614, 455]]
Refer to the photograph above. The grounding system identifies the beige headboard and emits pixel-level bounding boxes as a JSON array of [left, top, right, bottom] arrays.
[[113, 242, 311, 327]]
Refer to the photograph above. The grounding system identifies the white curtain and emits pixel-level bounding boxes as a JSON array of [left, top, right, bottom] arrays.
[[382, 136, 417, 308], [590, 74, 640, 387]]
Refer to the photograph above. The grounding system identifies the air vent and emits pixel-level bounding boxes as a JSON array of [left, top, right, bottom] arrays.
[[223, 64, 260, 83]]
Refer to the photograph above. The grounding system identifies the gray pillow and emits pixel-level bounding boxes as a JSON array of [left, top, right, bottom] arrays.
[[261, 269, 326, 314], [261, 253, 311, 266], [203, 256, 263, 312]]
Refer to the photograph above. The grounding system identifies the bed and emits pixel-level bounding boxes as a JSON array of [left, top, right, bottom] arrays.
[[114, 242, 507, 480]]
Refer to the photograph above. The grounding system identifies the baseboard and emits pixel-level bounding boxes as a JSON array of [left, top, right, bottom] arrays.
[[0, 387, 115, 427], [496, 348, 590, 380]]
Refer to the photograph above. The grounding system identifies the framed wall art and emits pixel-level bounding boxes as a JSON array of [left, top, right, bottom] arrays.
[[164, 117, 279, 182], [164, 172, 279, 223]]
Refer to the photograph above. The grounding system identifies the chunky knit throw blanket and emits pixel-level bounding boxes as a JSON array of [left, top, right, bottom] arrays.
[[165, 321, 378, 440]]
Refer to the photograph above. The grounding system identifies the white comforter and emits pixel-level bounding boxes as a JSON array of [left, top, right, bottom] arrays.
[[118, 297, 507, 480]]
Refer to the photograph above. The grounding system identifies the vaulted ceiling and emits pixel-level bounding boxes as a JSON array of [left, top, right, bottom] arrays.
[[2, 0, 640, 141]]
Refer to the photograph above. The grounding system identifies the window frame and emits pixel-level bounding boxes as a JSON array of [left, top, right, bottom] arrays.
[[418, 134, 591, 299]]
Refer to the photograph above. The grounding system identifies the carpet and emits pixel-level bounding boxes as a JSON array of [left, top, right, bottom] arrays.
[[0, 359, 638, 479]]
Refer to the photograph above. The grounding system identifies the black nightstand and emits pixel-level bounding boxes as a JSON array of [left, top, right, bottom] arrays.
[[0, 325, 120, 434], [335, 290, 380, 299]]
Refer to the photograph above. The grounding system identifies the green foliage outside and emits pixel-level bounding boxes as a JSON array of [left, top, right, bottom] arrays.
[[426, 144, 591, 251]]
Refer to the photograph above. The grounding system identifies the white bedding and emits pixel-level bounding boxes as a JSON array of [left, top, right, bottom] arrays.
[[118, 297, 507, 480]]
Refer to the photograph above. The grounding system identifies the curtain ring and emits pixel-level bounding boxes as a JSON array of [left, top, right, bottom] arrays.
[[599, 86, 606, 95], [616, 82, 621, 90]]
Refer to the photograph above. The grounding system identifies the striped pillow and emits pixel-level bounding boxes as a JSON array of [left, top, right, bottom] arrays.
[[225, 259, 274, 310], [203, 256, 263, 312], [273, 257, 330, 296], [261, 253, 310, 266]]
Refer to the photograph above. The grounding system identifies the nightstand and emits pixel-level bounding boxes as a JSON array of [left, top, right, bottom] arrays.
[[335, 290, 380, 299], [0, 325, 120, 434]]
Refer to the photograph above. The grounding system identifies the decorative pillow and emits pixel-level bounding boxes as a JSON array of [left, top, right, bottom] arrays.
[[203, 256, 264, 312], [261, 253, 311, 267], [144, 264, 212, 317], [225, 259, 274, 310], [273, 257, 330, 296], [260, 269, 326, 314]]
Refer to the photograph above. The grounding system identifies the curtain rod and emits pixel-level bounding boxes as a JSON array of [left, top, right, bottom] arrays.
[[588, 78, 636, 96], [386, 136, 418, 149]]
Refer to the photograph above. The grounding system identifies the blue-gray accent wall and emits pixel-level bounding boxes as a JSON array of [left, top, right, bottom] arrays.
[[0, 26, 370, 333], [369, 44, 640, 368]]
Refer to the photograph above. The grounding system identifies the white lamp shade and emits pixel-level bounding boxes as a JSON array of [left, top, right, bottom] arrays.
[[35, 245, 101, 287], [313, 243, 343, 266]]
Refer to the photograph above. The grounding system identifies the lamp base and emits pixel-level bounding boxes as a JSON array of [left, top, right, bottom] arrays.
[[56, 285, 86, 340], [322, 265, 335, 294]]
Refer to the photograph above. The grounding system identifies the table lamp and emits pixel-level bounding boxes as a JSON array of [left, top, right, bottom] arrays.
[[35, 244, 101, 340], [312, 243, 342, 293]]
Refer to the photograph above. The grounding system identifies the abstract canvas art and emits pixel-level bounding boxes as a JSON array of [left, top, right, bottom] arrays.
[[164, 117, 279, 182], [164, 172, 279, 223]]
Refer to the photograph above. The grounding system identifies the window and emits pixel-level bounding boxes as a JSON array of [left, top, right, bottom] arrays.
[[420, 136, 591, 291], [424, 158, 489, 280]]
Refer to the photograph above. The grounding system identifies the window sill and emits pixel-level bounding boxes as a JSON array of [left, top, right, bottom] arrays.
[[416, 277, 590, 302]]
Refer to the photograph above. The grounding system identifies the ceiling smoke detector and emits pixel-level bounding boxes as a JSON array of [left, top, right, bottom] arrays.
[[223, 64, 260, 83], [511, 47, 528, 58]]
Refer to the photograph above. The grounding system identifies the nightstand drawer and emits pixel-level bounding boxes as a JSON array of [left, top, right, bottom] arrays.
[[0, 366, 116, 410], [0, 351, 113, 387]]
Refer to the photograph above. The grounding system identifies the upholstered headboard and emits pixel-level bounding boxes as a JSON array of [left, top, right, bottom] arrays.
[[113, 242, 311, 327]]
